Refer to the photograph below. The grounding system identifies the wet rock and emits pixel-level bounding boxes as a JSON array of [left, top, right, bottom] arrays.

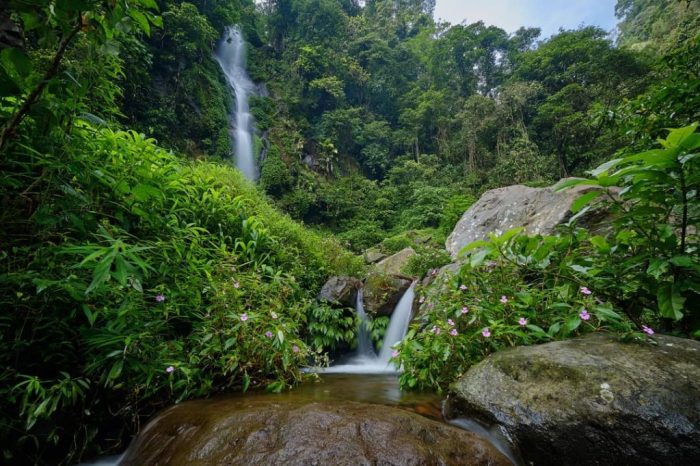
[[445, 333, 700, 465], [363, 274, 412, 316], [375, 247, 416, 275], [317, 276, 362, 308], [446, 180, 614, 259], [121, 399, 510, 466]]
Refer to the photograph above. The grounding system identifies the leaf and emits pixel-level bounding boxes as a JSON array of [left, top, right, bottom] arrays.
[[2, 48, 32, 77], [470, 248, 490, 268], [132, 183, 161, 202], [669, 256, 694, 268], [646, 259, 669, 280], [565, 316, 581, 334], [571, 190, 602, 213], [129, 10, 151, 36], [657, 284, 685, 321], [242, 373, 250, 392], [554, 178, 593, 191], [277, 330, 285, 343], [664, 124, 698, 149], [590, 158, 623, 177], [589, 236, 610, 254], [107, 360, 123, 382], [82, 304, 97, 326]]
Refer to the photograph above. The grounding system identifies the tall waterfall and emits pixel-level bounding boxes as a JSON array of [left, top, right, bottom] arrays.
[[321, 282, 416, 374], [214, 26, 258, 180]]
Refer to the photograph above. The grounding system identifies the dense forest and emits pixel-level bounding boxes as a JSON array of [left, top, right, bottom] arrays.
[[1, 0, 698, 464]]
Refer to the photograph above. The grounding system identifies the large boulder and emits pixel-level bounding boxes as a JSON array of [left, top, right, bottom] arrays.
[[317, 276, 362, 308], [445, 333, 700, 465], [121, 399, 510, 466], [363, 274, 412, 316], [446, 181, 611, 259], [374, 247, 416, 275]]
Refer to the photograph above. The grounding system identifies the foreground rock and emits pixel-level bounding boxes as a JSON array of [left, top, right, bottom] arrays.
[[121, 399, 510, 466], [317, 276, 362, 307], [446, 333, 700, 465], [374, 247, 416, 275], [363, 274, 412, 315], [446, 181, 612, 258]]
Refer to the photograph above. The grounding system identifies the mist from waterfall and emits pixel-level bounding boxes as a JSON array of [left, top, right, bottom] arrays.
[[214, 26, 258, 181]]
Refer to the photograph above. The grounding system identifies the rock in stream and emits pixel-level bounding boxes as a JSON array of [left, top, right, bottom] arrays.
[[121, 399, 511, 466]]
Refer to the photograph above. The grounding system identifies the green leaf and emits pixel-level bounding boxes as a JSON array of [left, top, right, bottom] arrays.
[[242, 373, 250, 392], [82, 304, 97, 326], [554, 178, 593, 191], [129, 10, 151, 36], [646, 259, 669, 280], [565, 316, 581, 334], [589, 236, 610, 254], [2, 48, 32, 77], [657, 284, 685, 321], [277, 330, 284, 343], [571, 190, 602, 213]]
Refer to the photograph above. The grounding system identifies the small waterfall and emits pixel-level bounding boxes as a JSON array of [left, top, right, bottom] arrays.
[[378, 284, 414, 364], [214, 26, 258, 180], [355, 288, 375, 358], [320, 282, 416, 374]]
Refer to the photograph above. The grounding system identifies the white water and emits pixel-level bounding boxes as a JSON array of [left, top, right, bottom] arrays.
[[214, 26, 258, 180], [320, 283, 416, 374]]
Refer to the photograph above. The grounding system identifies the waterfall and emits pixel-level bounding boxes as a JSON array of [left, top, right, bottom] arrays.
[[378, 283, 415, 363], [214, 26, 258, 181], [320, 282, 416, 374], [355, 287, 375, 358]]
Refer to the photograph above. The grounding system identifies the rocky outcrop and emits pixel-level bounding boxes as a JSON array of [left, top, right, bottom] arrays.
[[363, 274, 412, 316], [446, 181, 612, 259], [121, 399, 510, 466], [445, 333, 700, 465], [363, 248, 386, 264], [374, 247, 416, 275], [317, 276, 362, 308]]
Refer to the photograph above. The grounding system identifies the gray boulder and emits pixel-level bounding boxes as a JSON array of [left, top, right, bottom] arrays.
[[121, 399, 510, 466], [317, 276, 362, 307], [446, 181, 611, 259], [363, 248, 387, 264], [374, 247, 416, 275], [445, 333, 700, 465]]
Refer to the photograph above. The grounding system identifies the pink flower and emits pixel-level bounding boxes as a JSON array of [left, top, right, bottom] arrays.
[[431, 269, 438, 276], [580, 287, 592, 295], [240, 313, 248, 322], [292, 345, 300, 353], [500, 296, 508, 304], [233, 282, 241, 289], [459, 284, 467, 291], [461, 306, 469, 314], [518, 317, 527, 326], [448, 319, 455, 326], [430, 326, 441, 335], [450, 329, 458, 336], [482, 328, 491, 338], [419, 296, 425, 304], [579, 309, 590, 321], [155, 294, 165, 303], [642, 325, 654, 335], [165, 366, 174, 373], [271, 312, 278, 320], [265, 331, 273, 339], [391, 349, 399, 358]]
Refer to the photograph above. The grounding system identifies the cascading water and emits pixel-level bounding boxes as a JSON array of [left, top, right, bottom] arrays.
[[214, 26, 258, 180], [321, 282, 416, 374]]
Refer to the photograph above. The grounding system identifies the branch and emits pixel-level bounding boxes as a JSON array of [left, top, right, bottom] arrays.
[[0, 18, 82, 152]]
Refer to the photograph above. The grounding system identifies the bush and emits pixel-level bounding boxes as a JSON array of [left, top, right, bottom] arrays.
[[0, 123, 361, 463]]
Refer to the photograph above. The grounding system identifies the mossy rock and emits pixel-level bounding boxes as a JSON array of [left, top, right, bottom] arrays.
[[446, 333, 700, 465]]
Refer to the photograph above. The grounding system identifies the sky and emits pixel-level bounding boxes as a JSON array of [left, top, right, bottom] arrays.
[[434, 0, 619, 39]]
